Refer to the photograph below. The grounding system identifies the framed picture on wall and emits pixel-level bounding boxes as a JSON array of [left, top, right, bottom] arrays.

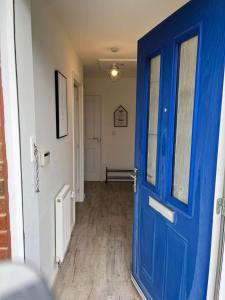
[[114, 105, 128, 127], [55, 70, 68, 138]]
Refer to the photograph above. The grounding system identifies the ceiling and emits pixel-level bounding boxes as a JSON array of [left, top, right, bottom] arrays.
[[47, 0, 189, 78]]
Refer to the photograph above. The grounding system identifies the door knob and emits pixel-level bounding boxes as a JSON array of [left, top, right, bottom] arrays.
[[92, 137, 101, 142]]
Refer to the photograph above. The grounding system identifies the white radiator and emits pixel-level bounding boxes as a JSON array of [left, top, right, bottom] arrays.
[[55, 185, 73, 263]]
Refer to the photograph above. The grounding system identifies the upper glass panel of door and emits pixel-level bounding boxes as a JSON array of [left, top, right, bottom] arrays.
[[146, 55, 161, 185], [172, 35, 199, 204]]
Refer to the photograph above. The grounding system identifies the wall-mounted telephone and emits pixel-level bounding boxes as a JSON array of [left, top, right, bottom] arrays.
[[30, 137, 51, 193], [39, 151, 50, 167]]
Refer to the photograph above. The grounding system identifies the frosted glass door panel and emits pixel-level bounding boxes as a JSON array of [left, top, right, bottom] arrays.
[[172, 36, 198, 204], [147, 55, 161, 185]]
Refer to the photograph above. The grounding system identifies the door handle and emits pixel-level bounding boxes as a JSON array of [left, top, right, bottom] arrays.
[[130, 168, 138, 192], [92, 137, 101, 142]]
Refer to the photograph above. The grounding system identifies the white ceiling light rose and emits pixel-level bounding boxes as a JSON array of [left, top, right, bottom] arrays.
[[110, 47, 119, 53]]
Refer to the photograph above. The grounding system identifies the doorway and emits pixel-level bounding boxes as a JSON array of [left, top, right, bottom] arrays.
[[84, 95, 102, 181]]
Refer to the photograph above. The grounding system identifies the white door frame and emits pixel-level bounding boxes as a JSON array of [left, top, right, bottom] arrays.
[[0, 0, 24, 261], [73, 76, 84, 203], [1, 0, 42, 268], [207, 69, 225, 300], [73, 84, 80, 201], [84, 95, 102, 181]]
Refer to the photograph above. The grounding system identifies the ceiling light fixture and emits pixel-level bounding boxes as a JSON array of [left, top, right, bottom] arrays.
[[98, 47, 136, 81], [109, 62, 120, 81], [108, 48, 120, 81]]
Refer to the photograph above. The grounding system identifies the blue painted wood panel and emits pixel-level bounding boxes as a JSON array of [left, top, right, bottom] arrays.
[[164, 227, 187, 300], [141, 209, 155, 283], [132, 1, 225, 299]]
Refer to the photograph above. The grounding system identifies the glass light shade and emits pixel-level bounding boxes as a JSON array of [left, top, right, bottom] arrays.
[[111, 68, 119, 77], [109, 63, 120, 81]]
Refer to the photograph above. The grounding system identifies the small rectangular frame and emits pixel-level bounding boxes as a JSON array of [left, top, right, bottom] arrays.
[[55, 70, 68, 139], [114, 105, 128, 127]]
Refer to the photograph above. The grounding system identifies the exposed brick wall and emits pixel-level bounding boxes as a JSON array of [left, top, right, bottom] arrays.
[[0, 68, 11, 260]]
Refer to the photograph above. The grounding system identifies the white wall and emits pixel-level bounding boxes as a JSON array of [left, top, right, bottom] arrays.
[[31, 0, 83, 283], [84, 78, 136, 180]]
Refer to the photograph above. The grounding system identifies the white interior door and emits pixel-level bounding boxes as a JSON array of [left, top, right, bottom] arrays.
[[84, 95, 101, 181]]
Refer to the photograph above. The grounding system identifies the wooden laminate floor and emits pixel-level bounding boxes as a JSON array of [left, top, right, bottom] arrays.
[[53, 182, 141, 300]]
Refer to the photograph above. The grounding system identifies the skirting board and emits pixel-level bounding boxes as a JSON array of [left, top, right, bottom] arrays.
[[131, 274, 147, 300], [75, 192, 85, 202]]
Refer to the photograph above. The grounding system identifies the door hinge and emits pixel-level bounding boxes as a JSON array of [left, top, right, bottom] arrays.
[[216, 198, 225, 216]]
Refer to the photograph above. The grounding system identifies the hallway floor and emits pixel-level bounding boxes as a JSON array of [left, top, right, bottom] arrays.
[[54, 182, 140, 300]]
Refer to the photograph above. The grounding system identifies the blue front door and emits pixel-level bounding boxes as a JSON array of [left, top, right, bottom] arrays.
[[132, 1, 225, 299]]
